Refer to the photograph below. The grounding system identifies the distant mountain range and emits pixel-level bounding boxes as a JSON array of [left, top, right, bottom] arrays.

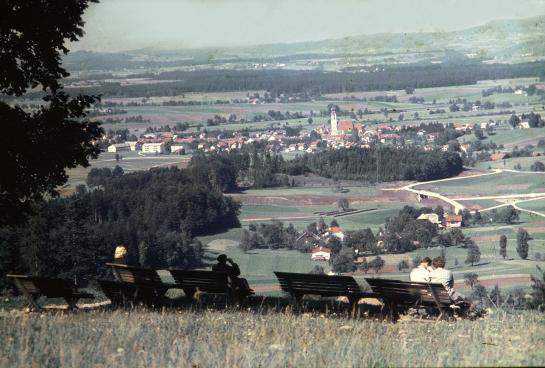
[[64, 15, 545, 72]]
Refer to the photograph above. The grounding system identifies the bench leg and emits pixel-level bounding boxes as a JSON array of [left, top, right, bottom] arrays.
[[182, 287, 196, 300], [28, 295, 43, 312], [13, 279, 42, 312], [348, 296, 360, 317], [290, 293, 303, 313], [382, 301, 399, 322], [64, 297, 79, 310]]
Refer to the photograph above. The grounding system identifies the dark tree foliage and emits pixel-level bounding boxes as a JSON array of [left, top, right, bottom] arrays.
[[61, 61, 545, 98], [464, 272, 479, 288], [531, 161, 545, 172], [188, 151, 239, 192], [492, 206, 520, 224], [397, 260, 409, 272], [465, 242, 481, 266], [0, 0, 103, 225], [288, 147, 463, 182], [0, 167, 240, 288], [344, 228, 377, 254], [383, 206, 438, 252], [331, 247, 356, 273], [516, 228, 530, 260], [499, 234, 507, 260], [529, 265, 545, 311], [369, 256, 386, 274]]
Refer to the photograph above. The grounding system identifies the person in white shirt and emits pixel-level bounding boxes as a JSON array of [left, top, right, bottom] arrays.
[[410, 257, 432, 282], [429, 256, 466, 302]]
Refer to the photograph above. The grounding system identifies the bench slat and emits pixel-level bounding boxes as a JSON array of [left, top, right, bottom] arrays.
[[365, 278, 454, 309], [274, 272, 372, 304]]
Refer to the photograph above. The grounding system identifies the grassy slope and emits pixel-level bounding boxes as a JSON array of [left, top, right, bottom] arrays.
[[417, 172, 545, 196], [1, 309, 544, 367]]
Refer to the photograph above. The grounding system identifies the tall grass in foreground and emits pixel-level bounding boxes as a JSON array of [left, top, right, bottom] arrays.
[[0, 308, 544, 367]]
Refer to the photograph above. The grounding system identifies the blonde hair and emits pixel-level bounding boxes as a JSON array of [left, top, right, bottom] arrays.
[[114, 245, 127, 259]]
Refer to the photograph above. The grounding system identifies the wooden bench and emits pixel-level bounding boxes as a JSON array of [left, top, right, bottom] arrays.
[[274, 272, 375, 310], [364, 278, 458, 320], [169, 269, 254, 305], [7, 274, 94, 311], [106, 263, 177, 306], [96, 279, 137, 307]]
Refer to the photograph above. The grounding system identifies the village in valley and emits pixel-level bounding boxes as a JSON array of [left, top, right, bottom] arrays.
[[2, 2, 545, 366]]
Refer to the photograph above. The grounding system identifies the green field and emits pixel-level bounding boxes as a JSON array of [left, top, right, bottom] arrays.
[[417, 171, 545, 196], [516, 198, 545, 212], [475, 156, 545, 170], [63, 152, 189, 190], [95, 78, 545, 135], [470, 126, 545, 149], [240, 186, 380, 197]]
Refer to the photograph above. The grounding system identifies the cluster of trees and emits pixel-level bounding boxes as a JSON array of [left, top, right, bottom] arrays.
[[0, 167, 241, 292], [531, 161, 545, 172], [54, 61, 545, 98], [190, 145, 466, 192], [188, 147, 290, 190], [463, 207, 520, 227], [162, 99, 229, 106], [288, 147, 464, 182], [498, 229, 532, 261], [408, 96, 425, 104], [509, 112, 545, 128], [237, 206, 488, 274], [481, 85, 516, 97], [239, 222, 299, 251]]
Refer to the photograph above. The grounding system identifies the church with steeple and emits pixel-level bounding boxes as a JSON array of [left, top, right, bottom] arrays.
[[330, 107, 363, 136]]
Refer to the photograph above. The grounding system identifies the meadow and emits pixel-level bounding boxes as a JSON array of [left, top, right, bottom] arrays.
[[1, 308, 544, 367], [417, 171, 545, 196], [93, 77, 545, 135], [63, 152, 190, 191]]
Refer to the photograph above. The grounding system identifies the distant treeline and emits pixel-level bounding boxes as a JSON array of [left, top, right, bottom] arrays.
[[287, 147, 464, 182], [53, 61, 545, 98], [189, 145, 464, 190], [0, 167, 240, 291]]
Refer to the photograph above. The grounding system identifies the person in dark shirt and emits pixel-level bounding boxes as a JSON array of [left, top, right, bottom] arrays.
[[212, 254, 241, 278], [212, 254, 253, 297]]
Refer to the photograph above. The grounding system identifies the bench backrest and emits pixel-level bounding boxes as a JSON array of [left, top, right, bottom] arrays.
[[8, 275, 76, 298], [274, 272, 363, 297], [365, 278, 452, 306], [169, 270, 229, 293], [106, 263, 164, 289]]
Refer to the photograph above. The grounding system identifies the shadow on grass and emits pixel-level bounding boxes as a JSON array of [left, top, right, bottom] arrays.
[[3, 293, 387, 320], [472, 262, 491, 267]]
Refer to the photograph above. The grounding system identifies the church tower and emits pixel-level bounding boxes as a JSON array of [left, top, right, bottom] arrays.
[[330, 107, 338, 135]]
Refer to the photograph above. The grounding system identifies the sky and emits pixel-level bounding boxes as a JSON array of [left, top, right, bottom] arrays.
[[71, 0, 545, 52]]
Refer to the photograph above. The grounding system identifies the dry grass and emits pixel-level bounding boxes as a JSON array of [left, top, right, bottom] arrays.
[[1, 308, 544, 367]]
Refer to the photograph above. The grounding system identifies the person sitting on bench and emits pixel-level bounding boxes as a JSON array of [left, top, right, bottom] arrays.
[[113, 244, 128, 265], [429, 256, 466, 302], [409, 256, 432, 282], [212, 254, 253, 296]]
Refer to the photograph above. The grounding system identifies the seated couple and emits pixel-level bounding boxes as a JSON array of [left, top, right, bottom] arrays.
[[410, 256, 466, 303]]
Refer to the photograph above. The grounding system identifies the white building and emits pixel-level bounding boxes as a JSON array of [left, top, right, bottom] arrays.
[[125, 141, 140, 151], [142, 142, 165, 154], [330, 108, 338, 136], [311, 246, 331, 261], [417, 213, 441, 226], [107, 143, 131, 153], [170, 145, 185, 154]]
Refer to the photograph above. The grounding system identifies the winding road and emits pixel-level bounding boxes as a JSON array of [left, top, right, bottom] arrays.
[[384, 168, 545, 217]]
